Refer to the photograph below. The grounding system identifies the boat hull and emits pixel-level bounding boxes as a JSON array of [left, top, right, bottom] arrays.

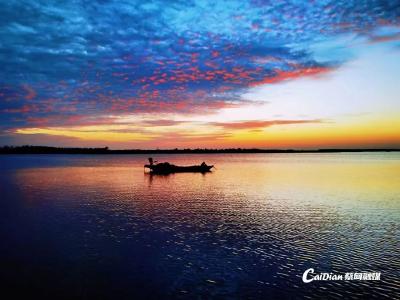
[[145, 164, 213, 174]]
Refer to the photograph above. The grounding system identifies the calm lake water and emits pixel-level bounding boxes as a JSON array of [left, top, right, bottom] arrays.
[[0, 153, 399, 299]]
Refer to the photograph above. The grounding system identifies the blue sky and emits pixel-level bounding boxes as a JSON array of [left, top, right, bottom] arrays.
[[0, 0, 400, 148]]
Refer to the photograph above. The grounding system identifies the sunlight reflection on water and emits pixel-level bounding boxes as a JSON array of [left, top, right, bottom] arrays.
[[0, 153, 399, 298]]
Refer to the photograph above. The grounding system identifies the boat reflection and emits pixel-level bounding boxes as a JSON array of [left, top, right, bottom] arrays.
[[144, 169, 212, 188]]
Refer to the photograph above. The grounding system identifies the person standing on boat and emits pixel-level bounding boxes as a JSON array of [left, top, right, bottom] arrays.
[[148, 157, 157, 165]]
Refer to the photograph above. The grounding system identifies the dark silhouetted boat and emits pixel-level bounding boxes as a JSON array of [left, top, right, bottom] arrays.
[[144, 158, 213, 174]]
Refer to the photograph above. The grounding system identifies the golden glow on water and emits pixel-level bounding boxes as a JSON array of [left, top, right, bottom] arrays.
[[14, 153, 400, 210], [6, 153, 400, 298]]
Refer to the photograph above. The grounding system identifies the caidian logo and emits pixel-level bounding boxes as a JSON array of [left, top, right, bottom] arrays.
[[302, 268, 381, 283], [302, 268, 344, 283]]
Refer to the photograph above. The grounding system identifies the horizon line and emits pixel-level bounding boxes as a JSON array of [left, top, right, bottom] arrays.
[[1, 145, 400, 154]]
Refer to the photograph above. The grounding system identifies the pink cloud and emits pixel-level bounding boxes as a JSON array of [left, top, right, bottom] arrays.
[[248, 66, 333, 87], [209, 119, 324, 129], [23, 84, 37, 100]]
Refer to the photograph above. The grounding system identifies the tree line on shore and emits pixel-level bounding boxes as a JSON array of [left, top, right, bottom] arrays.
[[0, 145, 398, 154]]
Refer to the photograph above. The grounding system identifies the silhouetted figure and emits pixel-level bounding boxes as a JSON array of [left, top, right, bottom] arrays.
[[148, 157, 158, 165], [201, 162, 207, 167]]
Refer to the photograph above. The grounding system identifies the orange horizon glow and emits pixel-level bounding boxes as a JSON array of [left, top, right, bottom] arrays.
[[13, 113, 400, 149]]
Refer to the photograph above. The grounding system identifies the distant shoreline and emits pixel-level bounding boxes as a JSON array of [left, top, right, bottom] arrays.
[[1, 146, 399, 154]]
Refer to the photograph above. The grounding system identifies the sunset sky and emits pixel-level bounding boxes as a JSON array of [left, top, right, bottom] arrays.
[[1, 0, 400, 149]]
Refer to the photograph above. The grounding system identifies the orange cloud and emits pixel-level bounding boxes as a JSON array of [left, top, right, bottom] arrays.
[[23, 84, 37, 100], [369, 32, 400, 44], [209, 119, 324, 130], [249, 66, 332, 87]]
